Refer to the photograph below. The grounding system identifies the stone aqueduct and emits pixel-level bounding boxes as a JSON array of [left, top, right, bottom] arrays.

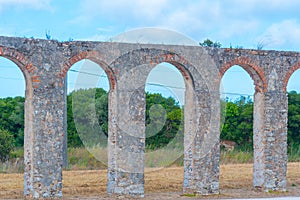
[[0, 35, 298, 198]]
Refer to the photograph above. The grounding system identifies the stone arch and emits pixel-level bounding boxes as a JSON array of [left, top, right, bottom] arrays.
[[59, 50, 116, 91], [110, 48, 208, 141], [149, 52, 196, 90], [109, 48, 216, 195], [0, 46, 34, 128], [0, 46, 34, 92], [111, 48, 198, 89], [144, 51, 193, 162], [219, 56, 267, 188], [0, 45, 34, 196], [219, 57, 267, 92], [59, 50, 116, 168], [144, 62, 185, 145], [283, 61, 300, 92]]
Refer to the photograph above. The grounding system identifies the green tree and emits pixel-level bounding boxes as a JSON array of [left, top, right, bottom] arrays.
[[199, 38, 222, 48], [95, 90, 109, 136], [0, 96, 24, 147], [8, 98, 24, 146], [145, 92, 183, 149], [221, 96, 253, 148], [0, 129, 15, 161], [221, 101, 239, 141], [287, 91, 300, 146], [66, 89, 183, 149], [67, 93, 82, 147], [67, 88, 108, 147]]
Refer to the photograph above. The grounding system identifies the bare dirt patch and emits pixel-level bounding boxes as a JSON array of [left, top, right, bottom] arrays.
[[1, 163, 299, 199]]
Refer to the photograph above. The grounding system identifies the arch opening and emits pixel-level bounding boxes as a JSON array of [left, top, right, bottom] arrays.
[[220, 60, 266, 93], [0, 56, 27, 198], [220, 65, 256, 190], [144, 61, 187, 193], [285, 69, 300, 188], [64, 59, 111, 196]]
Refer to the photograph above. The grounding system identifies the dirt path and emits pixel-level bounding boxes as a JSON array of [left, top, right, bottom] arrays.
[[1, 163, 299, 199]]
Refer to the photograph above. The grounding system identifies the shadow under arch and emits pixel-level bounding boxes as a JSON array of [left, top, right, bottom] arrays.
[[219, 57, 267, 189], [109, 47, 217, 195], [0, 46, 34, 196]]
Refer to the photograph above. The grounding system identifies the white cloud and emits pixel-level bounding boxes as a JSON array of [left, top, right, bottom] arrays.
[[74, 0, 169, 23], [70, 0, 300, 49], [230, 0, 300, 11], [72, 0, 224, 40], [133, 0, 169, 20], [110, 27, 198, 45], [258, 20, 300, 50], [0, 0, 52, 12], [157, 1, 261, 41]]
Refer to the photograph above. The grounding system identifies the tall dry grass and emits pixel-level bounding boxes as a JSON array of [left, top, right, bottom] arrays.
[[220, 149, 253, 164], [2, 147, 299, 173], [67, 147, 107, 170]]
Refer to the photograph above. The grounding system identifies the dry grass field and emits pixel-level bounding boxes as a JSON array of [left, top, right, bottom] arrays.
[[0, 163, 299, 199]]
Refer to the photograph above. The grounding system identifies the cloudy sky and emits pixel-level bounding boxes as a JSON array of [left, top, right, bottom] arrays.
[[1, 0, 300, 99], [1, 0, 300, 50]]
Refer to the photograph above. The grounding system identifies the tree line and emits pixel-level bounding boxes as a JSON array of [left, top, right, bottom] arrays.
[[0, 89, 300, 161]]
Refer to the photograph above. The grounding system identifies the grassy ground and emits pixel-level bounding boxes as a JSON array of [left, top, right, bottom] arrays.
[[1, 163, 300, 199], [0, 148, 299, 199]]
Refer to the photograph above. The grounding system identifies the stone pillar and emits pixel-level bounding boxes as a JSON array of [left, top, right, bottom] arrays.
[[107, 88, 118, 194], [262, 91, 288, 191], [183, 86, 220, 195], [253, 67, 288, 192], [24, 69, 64, 198], [62, 74, 68, 168], [253, 91, 265, 187], [107, 69, 145, 196], [23, 84, 35, 197]]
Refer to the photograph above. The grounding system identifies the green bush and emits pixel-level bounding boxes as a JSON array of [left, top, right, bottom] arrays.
[[220, 149, 253, 164], [67, 147, 107, 170], [0, 129, 15, 161], [288, 143, 300, 162], [10, 148, 24, 159]]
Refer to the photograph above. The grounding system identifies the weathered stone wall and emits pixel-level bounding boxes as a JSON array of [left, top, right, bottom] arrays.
[[0, 35, 299, 198]]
